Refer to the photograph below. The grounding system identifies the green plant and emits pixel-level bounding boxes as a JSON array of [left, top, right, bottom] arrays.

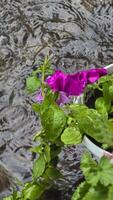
[[86, 74, 113, 117], [3, 57, 67, 200], [84, 74, 113, 148], [4, 58, 113, 200], [72, 152, 113, 200]]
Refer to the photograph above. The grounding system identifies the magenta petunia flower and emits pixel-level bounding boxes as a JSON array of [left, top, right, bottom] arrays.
[[71, 70, 88, 83], [64, 76, 86, 96], [46, 70, 67, 92], [46, 68, 107, 96], [35, 67, 107, 105], [87, 69, 99, 83], [87, 68, 107, 84]]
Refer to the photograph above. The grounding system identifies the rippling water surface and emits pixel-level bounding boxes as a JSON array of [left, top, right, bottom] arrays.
[[1, 0, 113, 199]]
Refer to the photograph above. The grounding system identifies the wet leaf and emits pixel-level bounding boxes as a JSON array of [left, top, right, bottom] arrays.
[[83, 187, 108, 200], [102, 82, 111, 111], [109, 85, 113, 99], [31, 145, 42, 154], [41, 103, 67, 141], [33, 154, 46, 180], [75, 108, 113, 146], [26, 76, 40, 93], [32, 103, 40, 113], [95, 97, 107, 116], [61, 127, 82, 145], [44, 144, 51, 163], [22, 183, 43, 200], [44, 167, 62, 180], [108, 186, 113, 200], [71, 182, 90, 200], [81, 153, 113, 186], [33, 130, 42, 141]]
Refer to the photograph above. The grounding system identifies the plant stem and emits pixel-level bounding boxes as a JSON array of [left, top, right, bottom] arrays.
[[41, 56, 50, 98], [42, 63, 45, 98]]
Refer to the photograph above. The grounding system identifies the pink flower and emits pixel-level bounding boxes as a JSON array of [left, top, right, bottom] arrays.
[[64, 76, 86, 96], [35, 91, 43, 103], [87, 68, 107, 84], [56, 91, 70, 105], [46, 68, 107, 96], [35, 67, 107, 105], [46, 70, 67, 92]]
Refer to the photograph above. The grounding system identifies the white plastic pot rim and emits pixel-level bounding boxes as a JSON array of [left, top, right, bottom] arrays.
[[82, 136, 113, 161]]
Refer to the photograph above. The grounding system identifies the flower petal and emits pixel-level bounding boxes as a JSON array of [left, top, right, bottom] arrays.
[[46, 70, 67, 91], [35, 92, 43, 103], [65, 79, 86, 96], [56, 92, 70, 105]]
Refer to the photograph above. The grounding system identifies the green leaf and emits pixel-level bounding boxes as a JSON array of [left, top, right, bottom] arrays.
[[22, 183, 44, 200], [33, 130, 42, 141], [61, 127, 82, 145], [72, 106, 113, 146], [99, 74, 113, 84], [81, 153, 113, 187], [67, 117, 75, 125], [33, 154, 46, 180], [72, 176, 108, 200], [109, 85, 113, 100], [98, 75, 111, 84], [41, 103, 67, 141], [81, 153, 98, 186], [70, 104, 88, 114], [44, 144, 51, 163], [102, 82, 111, 111], [95, 97, 107, 116], [26, 76, 40, 93], [71, 182, 90, 200], [108, 186, 113, 200], [83, 186, 108, 200], [3, 192, 21, 200], [3, 197, 13, 200], [99, 156, 113, 186], [31, 145, 42, 154], [32, 103, 40, 113], [44, 167, 63, 180], [87, 83, 99, 90], [40, 92, 59, 115]]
